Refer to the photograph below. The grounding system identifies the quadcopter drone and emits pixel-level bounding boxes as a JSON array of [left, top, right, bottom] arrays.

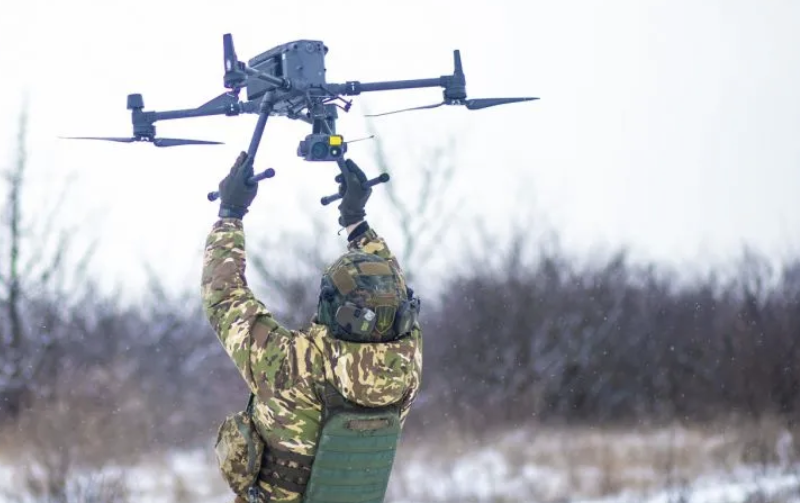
[[62, 34, 538, 205]]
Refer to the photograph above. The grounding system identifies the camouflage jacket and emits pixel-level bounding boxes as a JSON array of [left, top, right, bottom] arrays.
[[201, 218, 423, 502]]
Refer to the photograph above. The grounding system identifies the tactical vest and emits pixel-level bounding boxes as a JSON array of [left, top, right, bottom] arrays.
[[259, 383, 402, 503]]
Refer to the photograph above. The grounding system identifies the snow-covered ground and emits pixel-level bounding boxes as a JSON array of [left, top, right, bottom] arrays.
[[388, 452, 800, 503], [1, 424, 798, 503]]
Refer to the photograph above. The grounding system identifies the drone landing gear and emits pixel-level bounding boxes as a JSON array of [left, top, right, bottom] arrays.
[[320, 170, 390, 206], [207, 91, 278, 201]]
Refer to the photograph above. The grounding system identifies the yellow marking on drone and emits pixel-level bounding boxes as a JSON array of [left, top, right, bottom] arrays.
[[329, 135, 343, 146]]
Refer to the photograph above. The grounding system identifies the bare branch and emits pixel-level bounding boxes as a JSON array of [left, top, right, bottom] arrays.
[[361, 118, 462, 285], [20, 171, 79, 280]]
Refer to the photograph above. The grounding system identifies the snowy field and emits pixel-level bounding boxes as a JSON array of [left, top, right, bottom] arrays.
[[0, 424, 798, 503]]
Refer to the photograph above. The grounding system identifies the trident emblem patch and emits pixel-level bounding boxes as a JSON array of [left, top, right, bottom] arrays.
[[374, 305, 397, 335]]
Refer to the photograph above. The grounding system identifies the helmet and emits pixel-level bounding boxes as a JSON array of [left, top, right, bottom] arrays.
[[316, 251, 419, 343]]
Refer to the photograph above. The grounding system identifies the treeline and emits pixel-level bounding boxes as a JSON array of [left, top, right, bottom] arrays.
[[414, 241, 800, 432], [2, 226, 798, 451]]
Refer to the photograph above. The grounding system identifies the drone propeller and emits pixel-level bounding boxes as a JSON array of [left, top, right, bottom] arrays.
[[365, 48, 538, 117], [465, 97, 539, 110], [365, 102, 446, 117], [364, 97, 539, 117], [60, 136, 224, 147], [60, 136, 137, 143], [151, 137, 224, 147]]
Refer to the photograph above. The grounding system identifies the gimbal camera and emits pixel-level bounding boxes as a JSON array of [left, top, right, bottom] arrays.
[[62, 34, 538, 205]]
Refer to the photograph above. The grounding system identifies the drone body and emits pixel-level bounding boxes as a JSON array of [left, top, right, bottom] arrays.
[[62, 33, 539, 202], [244, 40, 329, 103]]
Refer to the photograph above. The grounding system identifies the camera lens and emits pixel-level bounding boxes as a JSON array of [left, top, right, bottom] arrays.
[[311, 142, 328, 160]]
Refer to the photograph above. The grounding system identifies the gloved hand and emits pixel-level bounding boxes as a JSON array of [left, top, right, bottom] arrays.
[[336, 159, 372, 227], [217, 152, 258, 219]]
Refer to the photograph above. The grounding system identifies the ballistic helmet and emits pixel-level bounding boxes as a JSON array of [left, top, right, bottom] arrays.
[[317, 251, 419, 343]]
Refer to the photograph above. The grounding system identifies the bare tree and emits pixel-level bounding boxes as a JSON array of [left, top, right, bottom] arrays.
[[362, 117, 463, 285], [0, 99, 95, 419]]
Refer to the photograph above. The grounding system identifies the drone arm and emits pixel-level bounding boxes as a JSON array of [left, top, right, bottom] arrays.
[[333, 77, 444, 96], [137, 100, 262, 128], [243, 66, 290, 90], [145, 103, 248, 123]]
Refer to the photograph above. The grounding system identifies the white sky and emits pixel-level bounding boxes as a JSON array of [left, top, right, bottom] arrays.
[[1, 0, 799, 300]]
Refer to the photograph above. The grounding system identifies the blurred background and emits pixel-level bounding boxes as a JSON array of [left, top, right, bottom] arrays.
[[1, 1, 799, 502]]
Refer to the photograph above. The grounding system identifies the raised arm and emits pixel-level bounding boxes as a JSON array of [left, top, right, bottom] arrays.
[[200, 153, 292, 393], [336, 159, 402, 269], [345, 221, 404, 273], [338, 161, 421, 424]]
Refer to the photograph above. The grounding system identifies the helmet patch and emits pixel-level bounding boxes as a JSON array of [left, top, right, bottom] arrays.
[[374, 305, 397, 335]]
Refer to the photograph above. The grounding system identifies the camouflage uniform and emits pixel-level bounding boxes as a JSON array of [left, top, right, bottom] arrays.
[[201, 218, 422, 502]]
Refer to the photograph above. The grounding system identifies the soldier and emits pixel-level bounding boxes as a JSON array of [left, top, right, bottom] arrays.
[[201, 152, 423, 503]]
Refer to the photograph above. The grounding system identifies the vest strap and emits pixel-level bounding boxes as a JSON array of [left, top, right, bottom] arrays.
[[260, 448, 315, 494]]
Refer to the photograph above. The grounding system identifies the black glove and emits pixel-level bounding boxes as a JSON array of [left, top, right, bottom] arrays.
[[336, 159, 372, 227], [217, 152, 258, 219]]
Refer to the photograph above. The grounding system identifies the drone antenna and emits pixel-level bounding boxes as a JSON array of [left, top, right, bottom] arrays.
[[223, 34, 235, 70], [223, 33, 246, 90], [347, 134, 375, 143], [453, 50, 464, 78]]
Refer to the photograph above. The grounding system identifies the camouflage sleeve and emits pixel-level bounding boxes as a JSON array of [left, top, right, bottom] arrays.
[[347, 226, 404, 273], [399, 328, 423, 426], [201, 218, 293, 393]]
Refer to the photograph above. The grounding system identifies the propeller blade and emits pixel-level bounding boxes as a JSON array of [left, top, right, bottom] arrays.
[[464, 97, 539, 110], [60, 136, 136, 143], [153, 137, 225, 147], [364, 101, 445, 117]]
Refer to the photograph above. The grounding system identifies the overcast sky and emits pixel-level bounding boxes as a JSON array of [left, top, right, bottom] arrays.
[[1, 0, 799, 300]]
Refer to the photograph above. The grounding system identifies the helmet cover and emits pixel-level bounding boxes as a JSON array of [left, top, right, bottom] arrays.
[[317, 251, 409, 343]]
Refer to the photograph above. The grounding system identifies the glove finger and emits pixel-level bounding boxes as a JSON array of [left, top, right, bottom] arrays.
[[232, 151, 248, 171], [343, 167, 362, 187], [335, 174, 343, 184], [345, 159, 368, 183], [228, 158, 241, 177], [237, 159, 256, 185], [242, 164, 256, 186], [345, 159, 360, 172], [220, 165, 236, 190]]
